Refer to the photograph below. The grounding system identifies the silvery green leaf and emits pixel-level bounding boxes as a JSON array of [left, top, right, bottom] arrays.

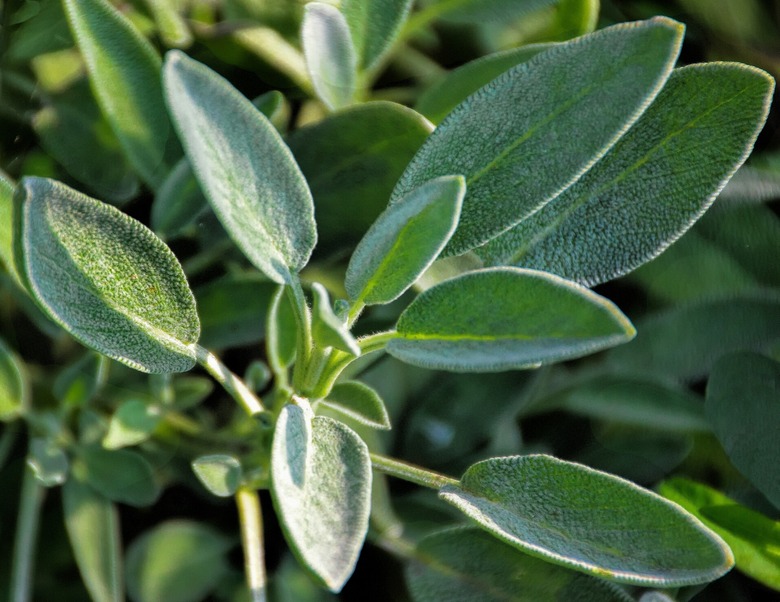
[[163, 51, 317, 284], [390, 18, 683, 256], [28, 437, 69, 487], [15, 177, 199, 373], [346, 175, 465, 306], [0, 336, 27, 422], [320, 381, 391, 430], [440, 455, 733, 586], [266, 286, 298, 372], [77, 446, 160, 507], [103, 399, 162, 450], [387, 268, 634, 372], [192, 454, 242, 498], [311, 283, 360, 355], [341, 0, 412, 71]]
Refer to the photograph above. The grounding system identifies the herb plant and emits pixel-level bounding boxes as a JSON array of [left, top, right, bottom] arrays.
[[1, 0, 779, 601]]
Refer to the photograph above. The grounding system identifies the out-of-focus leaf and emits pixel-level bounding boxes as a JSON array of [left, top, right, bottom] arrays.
[[191, 454, 242, 498], [0, 336, 27, 422], [77, 446, 160, 507], [419, 0, 557, 24], [103, 399, 162, 450], [28, 437, 69, 487], [6, 0, 72, 62], [143, 0, 192, 48], [52, 352, 106, 408]]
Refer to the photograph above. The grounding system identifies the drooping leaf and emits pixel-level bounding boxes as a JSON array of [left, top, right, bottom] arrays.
[[126, 521, 232, 602], [346, 175, 465, 306], [706, 352, 780, 510], [440, 455, 733, 586], [15, 177, 200, 373], [390, 18, 684, 256], [341, 0, 412, 71], [191, 454, 243, 498], [320, 381, 391, 430], [62, 477, 124, 602], [103, 399, 162, 450], [163, 51, 317, 284], [387, 268, 634, 372], [28, 437, 69, 487], [0, 336, 27, 422], [406, 527, 633, 602], [62, 0, 180, 188], [76, 446, 160, 507], [311, 283, 360, 355], [271, 402, 371, 592], [477, 64, 774, 286]]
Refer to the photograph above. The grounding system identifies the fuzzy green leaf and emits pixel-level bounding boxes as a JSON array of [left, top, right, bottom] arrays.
[[320, 381, 391, 430], [478, 64, 774, 286], [406, 527, 633, 602], [15, 177, 199, 373], [346, 175, 465, 306], [342, 0, 412, 71], [164, 51, 317, 284], [271, 402, 371, 592], [706, 352, 780, 509], [387, 268, 634, 372], [0, 337, 27, 422], [103, 399, 162, 450], [63, 478, 124, 602], [440, 455, 733, 586], [62, 0, 179, 188], [77, 446, 160, 507], [266, 286, 298, 372], [312, 283, 360, 355], [390, 18, 683, 256], [191, 454, 243, 498]]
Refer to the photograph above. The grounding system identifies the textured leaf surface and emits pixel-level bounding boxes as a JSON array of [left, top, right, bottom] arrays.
[[346, 176, 465, 305], [164, 51, 316, 284], [419, 0, 556, 23], [192, 454, 242, 498], [320, 381, 391, 430], [103, 399, 162, 450], [266, 286, 298, 371], [706, 352, 780, 509], [440, 455, 733, 586], [62, 0, 179, 188], [16, 177, 199, 373], [78, 446, 160, 507], [271, 403, 371, 591], [63, 478, 123, 602], [0, 337, 26, 421], [390, 18, 683, 256], [342, 0, 412, 70], [478, 64, 774, 286], [406, 527, 633, 602], [312, 283, 360, 355], [302, 3, 356, 110], [387, 268, 634, 372]]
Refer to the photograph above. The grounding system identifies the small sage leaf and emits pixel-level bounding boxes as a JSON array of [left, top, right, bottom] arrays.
[[266, 286, 299, 373], [103, 399, 162, 450], [341, 0, 412, 71], [345, 175, 465, 306], [390, 18, 684, 256], [302, 3, 357, 111], [312, 283, 360, 355], [15, 177, 200, 373], [271, 402, 371, 592], [320, 381, 391, 430], [53, 352, 106, 408], [164, 51, 317, 284], [144, 0, 192, 48], [77, 446, 160, 507], [440, 455, 733, 586], [28, 437, 69, 487], [387, 267, 635, 372], [0, 336, 27, 422], [62, 478, 123, 602], [191, 454, 242, 498]]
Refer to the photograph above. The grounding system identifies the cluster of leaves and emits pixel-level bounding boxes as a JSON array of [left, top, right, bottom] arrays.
[[1, 0, 779, 601]]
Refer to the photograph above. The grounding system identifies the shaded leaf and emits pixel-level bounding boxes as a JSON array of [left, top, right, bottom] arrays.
[[103, 400, 162, 450], [312, 283, 360, 355], [320, 381, 391, 430], [77, 446, 160, 507], [266, 286, 299, 373], [192, 454, 242, 498], [53, 352, 106, 408], [342, 0, 412, 71]]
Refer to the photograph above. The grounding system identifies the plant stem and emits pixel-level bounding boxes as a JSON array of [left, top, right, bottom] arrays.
[[359, 330, 398, 354], [370, 452, 459, 489], [9, 463, 45, 602], [195, 346, 266, 416], [236, 487, 267, 602]]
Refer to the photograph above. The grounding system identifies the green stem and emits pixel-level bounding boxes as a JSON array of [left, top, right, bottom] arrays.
[[195, 346, 266, 416], [10, 463, 45, 602], [288, 277, 313, 391], [370, 452, 459, 489], [359, 330, 398, 354], [236, 487, 266, 602]]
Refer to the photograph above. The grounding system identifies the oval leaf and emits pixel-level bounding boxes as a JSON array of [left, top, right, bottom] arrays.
[[191, 454, 243, 498], [103, 399, 162, 450], [0, 336, 27, 422], [271, 402, 371, 592], [346, 175, 465, 306], [28, 437, 69, 487], [390, 18, 684, 256], [342, 0, 412, 71], [77, 446, 160, 507], [387, 267, 634, 372], [440, 455, 733, 586], [163, 51, 317, 284], [15, 177, 199, 373], [320, 381, 391, 430]]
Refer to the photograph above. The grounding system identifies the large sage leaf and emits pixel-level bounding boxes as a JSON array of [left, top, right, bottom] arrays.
[[406, 527, 633, 602], [706, 352, 780, 510], [62, 0, 179, 188], [15, 178, 199, 373], [164, 51, 317, 284], [440, 455, 733, 586], [341, 0, 412, 71], [346, 175, 465, 306], [62, 478, 123, 602], [0, 337, 27, 422], [271, 402, 371, 592], [478, 64, 774, 286], [390, 18, 683, 256], [387, 268, 634, 372]]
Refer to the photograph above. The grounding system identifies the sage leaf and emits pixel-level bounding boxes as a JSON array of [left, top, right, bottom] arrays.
[[422, 0, 557, 23], [102, 399, 162, 450], [266, 286, 298, 373], [163, 51, 317, 284], [478, 63, 774, 286], [387, 268, 634, 372], [302, 3, 357, 111], [320, 381, 391, 430], [53, 352, 106, 408], [659, 478, 780, 590], [28, 437, 69, 487], [440, 455, 733, 586], [144, 0, 192, 48], [390, 18, 684, 256], [312, 283, 360, 355], [706, 352, 780, 509], [126, 521, 232, 602], [62, 0, 179, 188], [150, 158, 207, 239], [77, 446, 160, 507], [271, 402, 371, 591], [346, 175, 465, 306], [0, 336, 27, 422], [341, 0, 412, 71], [191, 454, 242, 498], [15, 177, 200, 373], [406, 527, 633, 602], [63, 478, 123, 602], [0, 172, 23, 287]]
